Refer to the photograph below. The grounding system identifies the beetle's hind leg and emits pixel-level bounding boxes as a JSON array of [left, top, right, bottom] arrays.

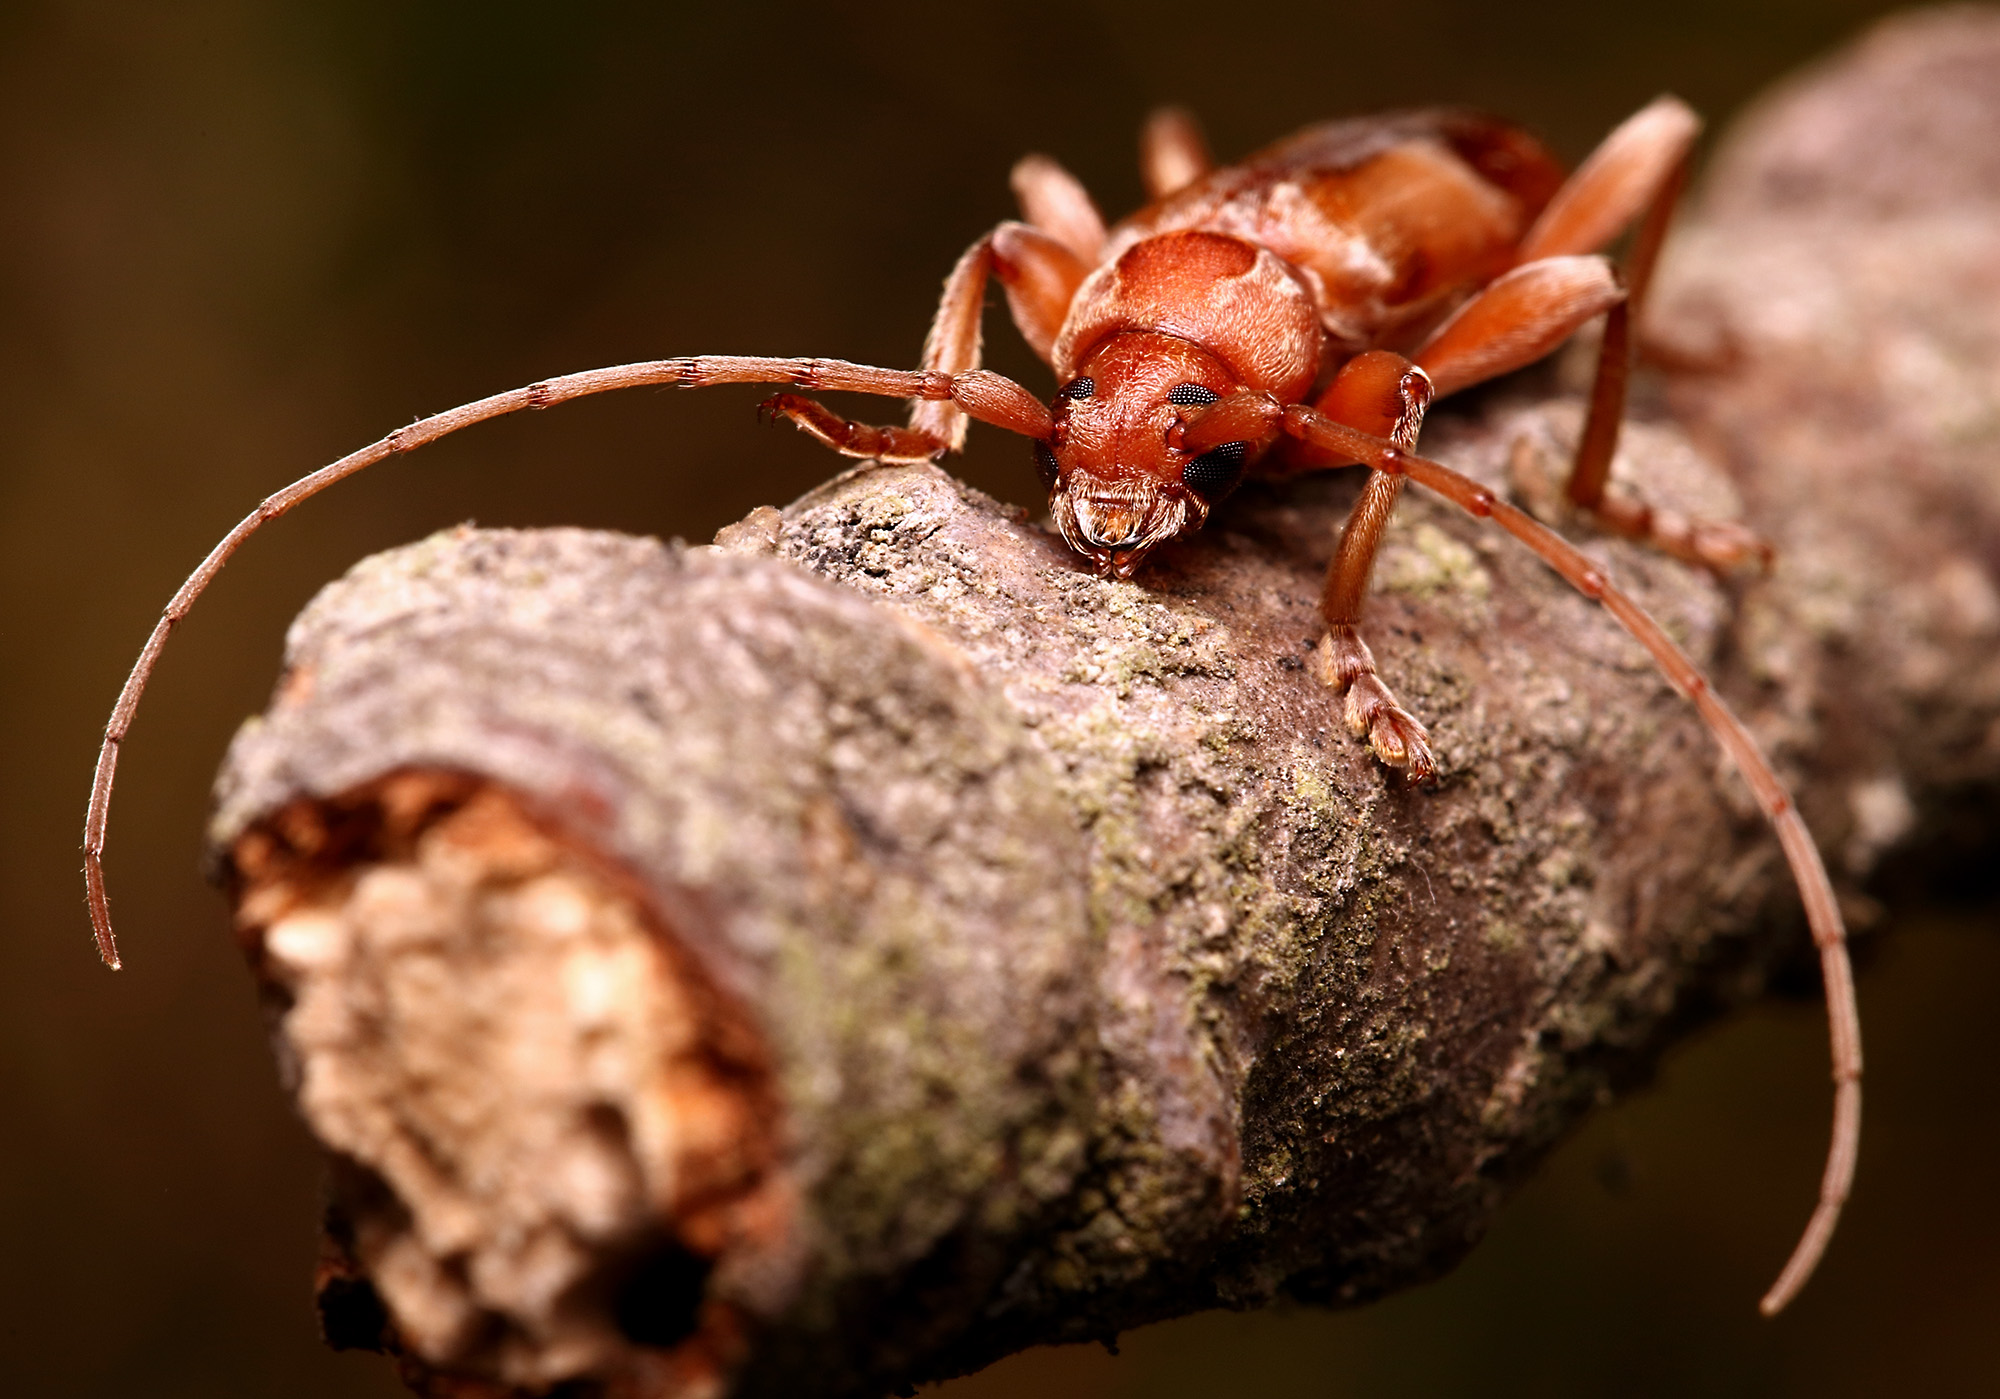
[[1310, 351, 1439, 781]]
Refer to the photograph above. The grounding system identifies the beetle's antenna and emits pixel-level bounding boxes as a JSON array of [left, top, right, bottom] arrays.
[[1282, 404, 1859, 1315], [83, 355, 1046, 968]]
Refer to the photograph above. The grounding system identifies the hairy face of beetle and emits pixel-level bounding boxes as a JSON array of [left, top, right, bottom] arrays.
[[1040, 332, 1254, 579]]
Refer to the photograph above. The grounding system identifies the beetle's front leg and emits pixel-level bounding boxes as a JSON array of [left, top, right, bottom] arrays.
[[1311, 351, 1438, 781], [755, 395, 949, 463], [758, 231, 1003, 462], [764, 217, 1089, 462]]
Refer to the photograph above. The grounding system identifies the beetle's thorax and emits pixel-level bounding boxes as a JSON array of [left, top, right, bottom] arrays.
[[1052, 229, 1323, 400]]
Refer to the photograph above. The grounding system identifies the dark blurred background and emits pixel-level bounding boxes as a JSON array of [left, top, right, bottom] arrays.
[[4, 2, 1995, 1395]]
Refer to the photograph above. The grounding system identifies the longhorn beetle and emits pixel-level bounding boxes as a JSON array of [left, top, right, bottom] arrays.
[[83, 98, 1859, 1316]]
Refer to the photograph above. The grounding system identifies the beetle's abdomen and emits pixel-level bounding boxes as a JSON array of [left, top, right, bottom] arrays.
[[1280, 141, 1526, 347]]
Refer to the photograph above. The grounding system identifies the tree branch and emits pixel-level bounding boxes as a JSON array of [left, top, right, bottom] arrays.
[[205, 11, 2000, 1397]]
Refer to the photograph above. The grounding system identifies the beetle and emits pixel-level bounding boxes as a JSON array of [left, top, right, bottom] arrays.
[[81, 98, 1858, 1316]]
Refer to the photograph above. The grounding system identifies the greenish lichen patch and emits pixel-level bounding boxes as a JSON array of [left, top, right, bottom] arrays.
[[1376, 521, 1493, 607]]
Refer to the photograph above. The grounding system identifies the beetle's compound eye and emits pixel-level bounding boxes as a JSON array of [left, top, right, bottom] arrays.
[[1182, 441, 1247, 500], [1033, 440, 1061, 489], [1057, 376, 1096, 401], [1166, 383, 1221, 407]]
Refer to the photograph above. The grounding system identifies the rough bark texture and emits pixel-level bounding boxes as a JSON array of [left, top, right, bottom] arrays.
[[208, 11, 2000, 1398]]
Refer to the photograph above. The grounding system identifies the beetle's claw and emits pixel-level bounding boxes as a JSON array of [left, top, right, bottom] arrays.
[[1332, 662, 1438, 784], [1378, 714, 1437, 784]]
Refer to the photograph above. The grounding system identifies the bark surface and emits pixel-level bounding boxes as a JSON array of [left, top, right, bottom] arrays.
[[208, 12, 2000, 1397]]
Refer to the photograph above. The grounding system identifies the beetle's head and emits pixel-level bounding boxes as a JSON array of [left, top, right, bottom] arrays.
[[1037, 332, 1281, 578]]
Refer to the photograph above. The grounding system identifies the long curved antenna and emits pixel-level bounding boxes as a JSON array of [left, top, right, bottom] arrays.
[[83, 356, 1049, 969], [1281, 404, 1860, 1316]]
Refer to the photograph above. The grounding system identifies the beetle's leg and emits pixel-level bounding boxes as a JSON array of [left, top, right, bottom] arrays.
[[1140, 107, 1212, 200], [1512, 97, 1695, 495], [1413, 255, 1623, 399], [765, 222, 1088, 457], [1552, 263, 1774, 573], [1283, 402, 1859, 1315], [1416, 96, 1699, 398], [761, 234, 993, 461], [1508, 96, 1772, 573], [1513, 95, 1699, 275], [1010, 155, 1106, 262], [1307, 350, 1439, 780], [1270, 259, 1613, 477], [990, 223, 1092, 364], [1411, 255, 1765, 571]]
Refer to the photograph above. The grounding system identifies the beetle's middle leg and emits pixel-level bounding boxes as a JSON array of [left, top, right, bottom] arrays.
[[1508, 95, 1771, 573], [1310, 350, 1439, 780], [1139, 107, 1213, 200]]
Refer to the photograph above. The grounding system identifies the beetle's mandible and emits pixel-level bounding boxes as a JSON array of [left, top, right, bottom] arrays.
[[81, 98, 1859, 1318]]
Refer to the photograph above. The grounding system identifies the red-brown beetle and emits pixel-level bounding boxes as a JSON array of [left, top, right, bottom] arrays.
[[82, 98, 1858, 1316]]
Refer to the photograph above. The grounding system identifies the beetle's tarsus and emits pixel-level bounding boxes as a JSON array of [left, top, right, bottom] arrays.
[[1506, 432, 1777, 579]]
